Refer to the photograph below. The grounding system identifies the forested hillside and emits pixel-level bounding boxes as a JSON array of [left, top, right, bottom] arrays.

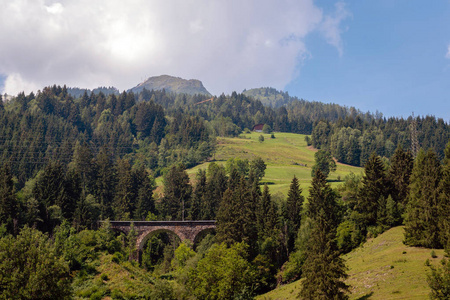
[[0, 84, 449, 299]]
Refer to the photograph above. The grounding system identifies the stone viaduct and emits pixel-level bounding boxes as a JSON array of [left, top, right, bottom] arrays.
[[107, 220, 216, 261]]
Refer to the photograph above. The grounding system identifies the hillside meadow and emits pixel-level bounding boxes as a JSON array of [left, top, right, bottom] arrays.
[[156, 132, 363, 197], [257, 226, 445, 300]]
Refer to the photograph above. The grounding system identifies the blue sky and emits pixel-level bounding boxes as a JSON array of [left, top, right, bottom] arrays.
[[286, 1, 450, 120], [0, 0, 449, 120]]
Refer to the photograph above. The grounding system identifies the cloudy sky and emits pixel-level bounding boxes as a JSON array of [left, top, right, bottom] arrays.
[[0, 0, 449, 119]]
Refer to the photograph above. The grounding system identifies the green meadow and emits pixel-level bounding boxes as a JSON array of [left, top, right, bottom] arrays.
[[257, 226, 445, 300], [160, 132, 363, 197]]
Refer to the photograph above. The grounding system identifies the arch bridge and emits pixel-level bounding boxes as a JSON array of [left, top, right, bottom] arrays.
[[107, 220, 216, 261]]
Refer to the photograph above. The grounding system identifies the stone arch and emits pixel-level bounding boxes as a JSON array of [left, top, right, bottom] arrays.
[[192, 227, 216, 246], [137, 228, 184, 251]]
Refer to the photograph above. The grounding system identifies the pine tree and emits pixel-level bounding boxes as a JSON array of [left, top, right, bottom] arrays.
[[203, 163, 227, 219], [113, 158, 135, 220], [0, 165, 18, 234], [300, 170, 349, 299], [404, 149, 442, 248], [355, 152, 387, 230], [388, 146, 414, 206], [69, 141, 96, 193], [216, 176, 256, 255], [285, 175, 304, 253], [94, 148, 116, 219], [388, 146, 413, 223], [257, 184, 279, 240], [161, 164, 192, 220], [133, 165, 155, 220], [439, 143, 450, 250], [190, 169, 207, 220], [32, 161, 66, 232]]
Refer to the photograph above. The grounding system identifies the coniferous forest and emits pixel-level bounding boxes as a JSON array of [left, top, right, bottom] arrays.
[[0, 85, 449, 299]]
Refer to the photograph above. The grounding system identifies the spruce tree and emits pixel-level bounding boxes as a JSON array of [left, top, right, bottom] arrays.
[[285, 175, 304, 253], [133, 166, 155, 220], [190, 169, 207, 220], [355, 152, 387, 230], [257, 184, 278, 240], [439, 142, 450, 250], [33, 161, 66, 232], [300, 170, 349, 299], [203, 162, 227, 219], [0, 165, 18, 234], [404, 149, 442, 248], [113, 158, 135, 220], [161, 164, 192, 220], [94, 148, 116, 219], [216, 176, 257, 256], [388, 146, 413, 206]]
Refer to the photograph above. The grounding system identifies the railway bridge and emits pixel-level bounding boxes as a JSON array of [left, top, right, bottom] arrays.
[[107, 220, 216, 261]]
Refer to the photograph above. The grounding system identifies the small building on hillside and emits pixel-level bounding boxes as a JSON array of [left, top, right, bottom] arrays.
[[252, 124, 264, 132]]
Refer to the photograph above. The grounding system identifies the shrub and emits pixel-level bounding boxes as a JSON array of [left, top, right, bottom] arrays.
[[428, 258, 450, 299], [112, 252, 123, 263]]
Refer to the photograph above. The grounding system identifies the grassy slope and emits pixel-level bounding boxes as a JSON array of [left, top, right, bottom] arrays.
[[72, 254, 154, 299], [155, 132, 362, 197], [257, 226, 445, 300]]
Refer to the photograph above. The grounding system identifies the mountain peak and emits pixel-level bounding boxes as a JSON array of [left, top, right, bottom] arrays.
[[130, 75, 211, 96]]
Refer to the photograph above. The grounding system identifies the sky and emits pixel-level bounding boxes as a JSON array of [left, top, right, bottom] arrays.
[[0, 0, 449, 120]]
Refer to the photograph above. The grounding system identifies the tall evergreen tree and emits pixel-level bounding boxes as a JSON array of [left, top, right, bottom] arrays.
[[161, 164, 192, 220], [285, 175, 304, 253], [388, 145, 414, 208], [300, 170, 349, 299], [32, 162, 66, 232], [94, 148, 116, 220], [113, 158, 135, 220], [191, 169, 207, 220], [404, 149, 442, 248], [133, 165, 155, 220], [69, 141, 96, 193], [216, 176, 257, 256], [355, 152, 387, 230], [0, 165, 18, 234], [203, 162, 227, 219], [439, 142, 450, 250], [257, 184, 279, 240]]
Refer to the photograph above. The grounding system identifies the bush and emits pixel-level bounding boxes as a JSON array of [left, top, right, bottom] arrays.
[[262, 124, 272, 134], [336, 220, 364, 253], [259, 135, 264, 143], [0, 227, 72, 299], [112, 252, 124, 263], [428, 258, 450, 299]]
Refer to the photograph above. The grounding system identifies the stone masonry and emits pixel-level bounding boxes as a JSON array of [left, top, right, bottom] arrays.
[[107, 220, 216, 261]]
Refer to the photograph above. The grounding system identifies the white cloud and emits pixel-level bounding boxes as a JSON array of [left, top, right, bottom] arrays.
[[0, 0, 350, 96], [446, 45, 450, 59], [320, 2, 351, 57], [3, 73, 39, 95]]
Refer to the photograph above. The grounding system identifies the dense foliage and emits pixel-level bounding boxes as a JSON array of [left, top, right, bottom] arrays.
[[1, 85, 450, 298]]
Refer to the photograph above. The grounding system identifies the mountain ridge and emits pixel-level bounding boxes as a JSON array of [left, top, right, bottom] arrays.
[[129, 75, 211, 96]]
